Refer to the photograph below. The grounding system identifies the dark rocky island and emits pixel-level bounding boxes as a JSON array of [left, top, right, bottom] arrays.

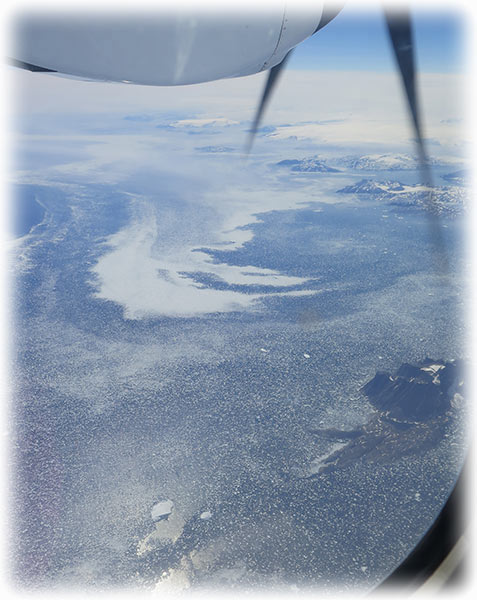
[[308, 359, 464, 476]]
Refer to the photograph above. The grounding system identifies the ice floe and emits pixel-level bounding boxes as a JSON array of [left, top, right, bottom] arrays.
[[151, 499, 174, 522]]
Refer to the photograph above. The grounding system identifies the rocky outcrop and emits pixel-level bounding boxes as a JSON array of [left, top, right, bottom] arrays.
[[362, 359, 463, 422], [308, 359, 464, 476]]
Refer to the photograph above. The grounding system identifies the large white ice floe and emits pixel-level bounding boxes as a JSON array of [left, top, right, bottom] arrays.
[[137, 500, 184, 556], [151, 499, 174, 522]]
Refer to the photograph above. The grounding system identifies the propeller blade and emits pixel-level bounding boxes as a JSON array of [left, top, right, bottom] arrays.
[[245, 51, 291, 155], [384, 9, 448, 271], [384, 11, 422, 147], [245, 4, 345, 155]]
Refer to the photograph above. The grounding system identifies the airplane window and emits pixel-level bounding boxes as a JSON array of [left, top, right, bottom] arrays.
[[5, 5, 470, 596]]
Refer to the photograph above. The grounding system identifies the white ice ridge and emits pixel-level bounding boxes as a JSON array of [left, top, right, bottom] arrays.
[[91, 201, 313, 319]]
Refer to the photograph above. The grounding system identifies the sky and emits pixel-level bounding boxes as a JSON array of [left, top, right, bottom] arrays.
[[288, 6, 467, 73]]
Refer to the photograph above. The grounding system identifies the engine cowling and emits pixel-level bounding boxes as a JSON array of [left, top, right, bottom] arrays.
[[13, 4, 324, 86]]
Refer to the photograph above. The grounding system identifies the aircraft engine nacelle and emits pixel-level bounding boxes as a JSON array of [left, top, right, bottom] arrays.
[[13, 4, 324, 86]]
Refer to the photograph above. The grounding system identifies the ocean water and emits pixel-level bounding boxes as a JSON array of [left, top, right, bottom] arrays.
[[9, 166, 467, 592], [10, 185, 46, 238]]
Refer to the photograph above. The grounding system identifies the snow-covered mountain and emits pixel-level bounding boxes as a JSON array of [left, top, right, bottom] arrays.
[[337, 179, 466, 215], [195, 145, 235, 153], [275, 156, 340, 173], [275, 153, 458, 174], [333, 153, 449, 171], [337, 180, 405, 194]]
